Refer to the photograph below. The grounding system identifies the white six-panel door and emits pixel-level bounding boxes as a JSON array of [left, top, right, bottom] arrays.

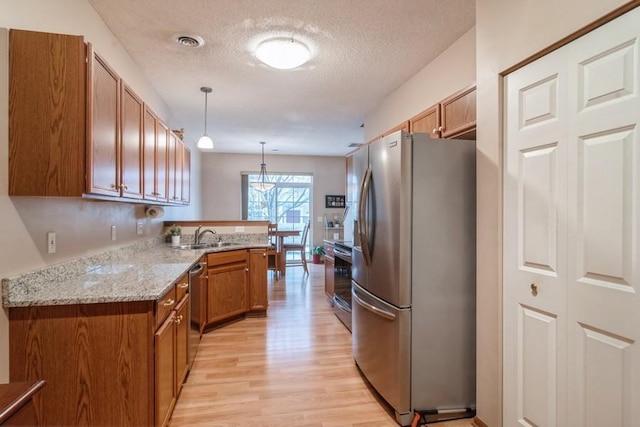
[[504, 7, 640, 427]]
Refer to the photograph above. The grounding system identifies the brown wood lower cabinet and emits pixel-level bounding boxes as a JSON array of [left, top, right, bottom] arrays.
[[0, 380, 46, 426], [192, 249, 268, 332], [324, 242, 335, 301], [248, 249, 268, 313], [9, 277, 192, 427]]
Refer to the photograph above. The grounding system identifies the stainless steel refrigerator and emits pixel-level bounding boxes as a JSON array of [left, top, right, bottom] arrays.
[[351, 131, 476, 426]]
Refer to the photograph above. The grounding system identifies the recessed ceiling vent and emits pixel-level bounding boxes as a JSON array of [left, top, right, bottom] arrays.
[[175, 34, 204, 48], [348, 143, 363, 148]]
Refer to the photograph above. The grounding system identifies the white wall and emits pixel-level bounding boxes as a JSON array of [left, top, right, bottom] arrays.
[[200, 152, 346, 248], [475, 1, 632, 425], [364, 28, 476, 141], [0, 0, 202, 381]]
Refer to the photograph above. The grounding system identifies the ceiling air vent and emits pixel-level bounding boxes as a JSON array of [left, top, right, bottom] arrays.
[[175, 34, 204, 48], [348, 143, 362, 148]]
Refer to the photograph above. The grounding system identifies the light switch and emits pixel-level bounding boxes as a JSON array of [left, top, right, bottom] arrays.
[[136, 221, 144, 235], [47, 232, 56, 254]]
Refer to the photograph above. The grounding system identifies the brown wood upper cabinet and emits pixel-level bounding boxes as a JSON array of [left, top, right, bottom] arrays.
[[410, 85, 476, 139], [168, 132, 190, 204], [9, 29, 86, 197], [8, 29, 189, 205], [87, 48, 144, 199]]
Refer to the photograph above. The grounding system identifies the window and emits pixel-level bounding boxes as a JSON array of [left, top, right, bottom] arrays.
[[243, 174, 312, 260]]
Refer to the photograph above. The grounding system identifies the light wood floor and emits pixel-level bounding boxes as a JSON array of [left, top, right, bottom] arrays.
[[169, 263, 473, 427]]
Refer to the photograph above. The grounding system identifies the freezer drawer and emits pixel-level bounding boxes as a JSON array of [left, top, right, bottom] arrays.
[[352, 281, 411, 423]]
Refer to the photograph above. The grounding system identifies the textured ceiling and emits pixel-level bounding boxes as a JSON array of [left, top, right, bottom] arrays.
[[88, 0, 475, 156]]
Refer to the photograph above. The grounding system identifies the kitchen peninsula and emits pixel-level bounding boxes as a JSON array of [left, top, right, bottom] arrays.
[[2, 222, 269, 427]]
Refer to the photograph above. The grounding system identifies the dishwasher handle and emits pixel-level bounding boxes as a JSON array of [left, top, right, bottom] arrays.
[[189, 263, 205, 276]]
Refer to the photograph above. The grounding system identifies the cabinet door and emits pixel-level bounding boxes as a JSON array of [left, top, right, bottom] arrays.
[[440, 86, 476, 139], [324, 257, 335, 300], [182, 147, 191, 204], [87, 51, 120, 196], [206, 264, 248, 324], [174, 296, 189, 391], [248, 250, 268, 313], [167, 132, 177, 203], [155, 121, 169, 202], [143, 107, 157, 200], [410, 104, 440, 138], [9, 30, 86, 197], [154, 312, 176, 427], [120, 83, 143, 199]]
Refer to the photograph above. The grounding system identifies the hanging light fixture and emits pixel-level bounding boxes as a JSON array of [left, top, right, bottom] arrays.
[[197, 86, 214, 150], [250, 141, 275, 191]]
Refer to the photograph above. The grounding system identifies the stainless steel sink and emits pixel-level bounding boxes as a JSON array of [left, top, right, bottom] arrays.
[[173, 242, 241, 250]]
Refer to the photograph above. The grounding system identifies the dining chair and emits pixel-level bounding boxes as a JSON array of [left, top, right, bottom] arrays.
[[283, 221, 310, 274], [266, 223, 279, 279]]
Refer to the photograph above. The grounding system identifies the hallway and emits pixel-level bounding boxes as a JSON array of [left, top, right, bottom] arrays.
[[169, 264, 473, 427]]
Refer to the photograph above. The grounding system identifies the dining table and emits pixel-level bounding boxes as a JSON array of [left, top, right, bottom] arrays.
[[270, 229, 300, 276]]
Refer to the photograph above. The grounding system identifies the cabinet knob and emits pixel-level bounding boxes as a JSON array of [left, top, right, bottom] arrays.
[[439, 126, 444, 132], [163, 298, 175, 307], [432, 128, 438, 134], [178, 283, 188, 289], [245, 267, 249, 272], [530, 283, 538, 297], [110, 184, 117, 189]]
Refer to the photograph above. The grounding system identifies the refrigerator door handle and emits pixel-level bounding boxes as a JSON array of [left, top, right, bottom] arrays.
[[353, 292, 396, 321], [358, 165, 373, 266]]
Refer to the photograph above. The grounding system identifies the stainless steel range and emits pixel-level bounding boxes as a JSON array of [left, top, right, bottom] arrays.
[[332, 241, 352, 331]]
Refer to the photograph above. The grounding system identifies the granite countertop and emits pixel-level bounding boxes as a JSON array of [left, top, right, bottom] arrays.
[[2, 237, 268, 308]]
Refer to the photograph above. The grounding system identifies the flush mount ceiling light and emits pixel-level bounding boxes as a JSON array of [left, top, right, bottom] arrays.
[[250, 141, 276, 191], [256, 37, 311, 70], [197, 87, 214, 150]]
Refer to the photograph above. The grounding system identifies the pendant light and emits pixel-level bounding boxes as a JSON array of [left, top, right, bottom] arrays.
[[250, 141, 275, 191], [197, 87, 214, 150]]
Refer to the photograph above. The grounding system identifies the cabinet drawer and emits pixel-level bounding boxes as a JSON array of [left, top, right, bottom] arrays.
[[175, 273, 189, 302], [155, 287, 177, 329], [207, 250, 247, 267]]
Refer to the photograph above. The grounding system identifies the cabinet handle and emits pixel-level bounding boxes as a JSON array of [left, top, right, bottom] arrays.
[[432, 128, 438, 134], [245, 268, 249, 272], [123, 184, 128, 190], [174, 315, 183, 324], [152, 192, 160, 196], [163, 299, 175, 307], [439, 126, 444, 132], [530, 283, 538, 297], [263, 253, 267, 257], [110, 184, 117, 189], [178, 283, 188, 289]]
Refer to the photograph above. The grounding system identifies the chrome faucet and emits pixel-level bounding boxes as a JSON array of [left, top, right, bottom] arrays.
[[195, 228, 217, 244], [194, 225, 203, 243]]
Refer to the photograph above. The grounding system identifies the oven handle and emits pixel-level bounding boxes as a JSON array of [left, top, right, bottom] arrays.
[[352, 293, 396, 321], [333, 296, 352, 313]]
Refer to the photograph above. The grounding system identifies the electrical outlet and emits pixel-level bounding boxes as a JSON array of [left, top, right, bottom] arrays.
[[111, 225, 117, 241], [317, 216, 323, 222], [136, 221, 144, 235], [47, 232, 56, 254]]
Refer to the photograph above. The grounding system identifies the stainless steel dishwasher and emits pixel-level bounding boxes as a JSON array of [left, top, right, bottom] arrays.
[[188, 261, 205, 368]]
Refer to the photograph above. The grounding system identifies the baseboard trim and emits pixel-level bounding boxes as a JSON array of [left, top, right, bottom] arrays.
[[471, 416, 488, 427]]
